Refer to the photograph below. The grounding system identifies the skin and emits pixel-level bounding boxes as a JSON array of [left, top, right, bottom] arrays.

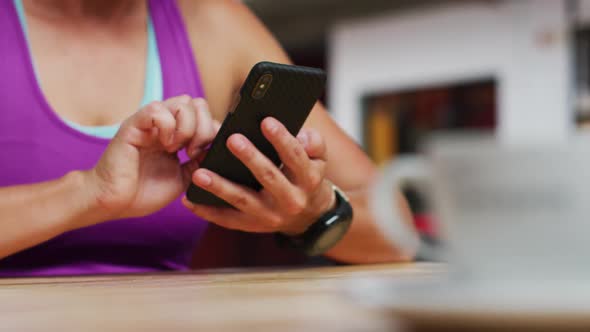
[[0, 0, 415, 264]]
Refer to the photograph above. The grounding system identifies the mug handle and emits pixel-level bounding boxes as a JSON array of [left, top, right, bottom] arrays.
[[370, 155, 440, 260]]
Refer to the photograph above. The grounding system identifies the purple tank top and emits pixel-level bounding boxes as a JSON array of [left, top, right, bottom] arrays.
[[0, 0, 209, 276]]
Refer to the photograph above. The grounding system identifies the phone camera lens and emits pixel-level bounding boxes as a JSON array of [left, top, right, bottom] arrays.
[[252, 73, 273, 99]]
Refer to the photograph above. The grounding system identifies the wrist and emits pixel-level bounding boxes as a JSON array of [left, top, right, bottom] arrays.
[[319, 180, 338, 214], [310, 180, 338, 227], [276, 183, 354, 256], [62, 170, 111, 231], [281, 180, 336, 236]]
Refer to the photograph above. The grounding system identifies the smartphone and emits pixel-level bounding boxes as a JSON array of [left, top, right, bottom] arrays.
[[186, 61, 327, 207]]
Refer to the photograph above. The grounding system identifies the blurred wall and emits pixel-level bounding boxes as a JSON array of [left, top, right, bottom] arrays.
[[577, 0, 590, 24], [329, 0, 571, 145]]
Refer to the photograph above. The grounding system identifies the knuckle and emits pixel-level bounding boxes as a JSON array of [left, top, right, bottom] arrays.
[[232, 193, 249, 208], [291, 143, 306, 160], [170, 104, 184, 119], [175, 102, 188, 112], [286, 194, 307, 215], [193, 97, 207, 106], [266, 214, 283, 229], [269, 219, 283, 230], [178, 94, 191, 103], [307, 171, 322, 190], [197, 115, 215, 138], [193, 99, 209, 113], [144, 101, 163, 117], [260, 168, 278, 184]]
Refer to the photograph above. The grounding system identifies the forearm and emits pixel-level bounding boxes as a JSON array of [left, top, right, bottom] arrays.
[[0, 171, 102, 259], [324, 187, 416, 264]]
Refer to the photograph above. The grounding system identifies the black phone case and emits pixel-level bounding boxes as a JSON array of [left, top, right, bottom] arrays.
[[186, 61, 327, 207]]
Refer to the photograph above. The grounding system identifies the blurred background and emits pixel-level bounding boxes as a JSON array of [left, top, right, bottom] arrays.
[[245, 0, 590, 152], [244, 0, 590, 237]]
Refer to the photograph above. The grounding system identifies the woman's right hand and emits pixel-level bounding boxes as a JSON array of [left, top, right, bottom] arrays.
[[80, 95, 218, 227]]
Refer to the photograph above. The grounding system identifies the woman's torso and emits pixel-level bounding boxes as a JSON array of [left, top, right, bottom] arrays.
[[0, 0, 210, 276]]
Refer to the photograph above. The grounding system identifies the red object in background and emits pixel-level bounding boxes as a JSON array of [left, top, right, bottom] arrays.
[[413, 213, 437, 239]]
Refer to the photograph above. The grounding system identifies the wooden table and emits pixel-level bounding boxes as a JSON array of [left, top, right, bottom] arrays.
[[0, 263, 444, 332]]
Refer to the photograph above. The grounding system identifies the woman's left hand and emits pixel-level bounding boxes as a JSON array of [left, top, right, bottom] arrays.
[[182, 117, 335, 235]]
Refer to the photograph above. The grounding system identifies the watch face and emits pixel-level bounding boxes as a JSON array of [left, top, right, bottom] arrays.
[[312, 222, 349, 254]]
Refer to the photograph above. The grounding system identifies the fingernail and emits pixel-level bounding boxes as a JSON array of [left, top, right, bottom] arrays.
[[231, 136, 246, 151], [298, 131, 309, 147], [265, 118, 278, 134], [196, 171, 212, 186]]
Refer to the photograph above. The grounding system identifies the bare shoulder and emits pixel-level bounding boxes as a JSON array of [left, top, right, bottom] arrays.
[[176, 0, 292, 119], [178, 0, 290, 78], [176, 0, 248, 34]]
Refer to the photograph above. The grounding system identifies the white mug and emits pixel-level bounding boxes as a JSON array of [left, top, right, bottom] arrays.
[[371, 133, 590, 282]]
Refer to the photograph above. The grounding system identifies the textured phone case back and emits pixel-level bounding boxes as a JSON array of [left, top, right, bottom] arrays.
[[186, 62, 327, 206]]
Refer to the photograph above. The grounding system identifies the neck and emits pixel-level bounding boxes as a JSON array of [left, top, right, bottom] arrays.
[[24, 0, 147, 24]]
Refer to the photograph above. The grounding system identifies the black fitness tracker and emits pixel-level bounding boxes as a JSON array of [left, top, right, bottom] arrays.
[[276, 184, 353, 256]]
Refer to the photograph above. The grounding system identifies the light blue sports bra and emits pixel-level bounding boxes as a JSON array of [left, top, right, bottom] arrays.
[[14, 0, 163, 138]]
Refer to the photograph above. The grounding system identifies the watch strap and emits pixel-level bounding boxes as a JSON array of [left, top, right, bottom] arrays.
[[275, 185, 353, 256]]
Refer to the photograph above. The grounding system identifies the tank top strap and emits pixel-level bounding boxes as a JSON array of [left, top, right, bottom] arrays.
[[0, 0, 42, 120], [149, 0, 206, 100]]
